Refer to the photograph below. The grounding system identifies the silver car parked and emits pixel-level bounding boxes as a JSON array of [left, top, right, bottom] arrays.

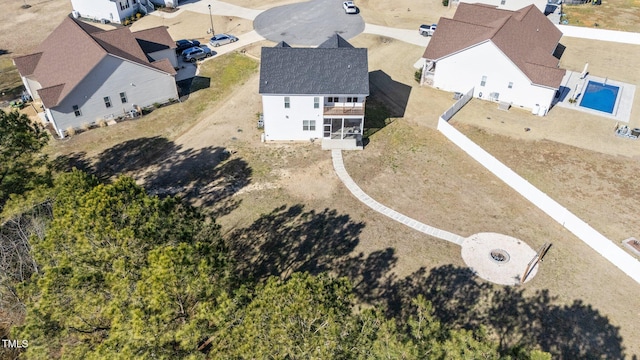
[[209, 34, 238, 47], [182, 46, 213, 62]]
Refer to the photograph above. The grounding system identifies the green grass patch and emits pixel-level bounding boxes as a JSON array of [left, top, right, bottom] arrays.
[[0, 57, 23, 101]]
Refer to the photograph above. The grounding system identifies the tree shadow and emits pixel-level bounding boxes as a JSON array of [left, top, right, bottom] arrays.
[[229, 204, 397, 298], [384, 265, 625, 359], [52, 137, 251, 217]]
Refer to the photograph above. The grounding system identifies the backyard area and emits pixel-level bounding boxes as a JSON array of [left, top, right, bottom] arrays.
[[2, 0, 640, 357]]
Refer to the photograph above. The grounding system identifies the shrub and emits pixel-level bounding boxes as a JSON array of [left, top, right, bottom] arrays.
[[81, 122, 90, 131], [136, 12, 142, 19], [97, 119, 107, 128], [66, 127, 76, 137], [442, 0, 449, 5], [414, 68, 423, 84], [123, 19, 130, 26], [153, 102, 161, 109]]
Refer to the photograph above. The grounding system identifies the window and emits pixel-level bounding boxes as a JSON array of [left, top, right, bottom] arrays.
[[104, 96, 112, 108], [284, 97, 290, 109], [326, 97, 338, 103], [480, 76, 487, 87], [314, 97, 320, 109], [303, 120, 316, 131], [500, 0, 506, 4], [73, 105, 81, 117], [508, 82, 513, 89], [120, 92, 128, 103], [346, 97, 358, 103]]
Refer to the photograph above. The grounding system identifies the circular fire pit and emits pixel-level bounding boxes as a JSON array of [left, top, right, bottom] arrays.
[[461, 233, 538, 285], [490, 249, 510, 263]]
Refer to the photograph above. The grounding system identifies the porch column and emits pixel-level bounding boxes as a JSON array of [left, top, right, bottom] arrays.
[[341, 118, 345, 140]]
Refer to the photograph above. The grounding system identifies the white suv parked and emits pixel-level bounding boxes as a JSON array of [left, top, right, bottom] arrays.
[[419, 24, 437, 36], [343, 1, 357, 14]]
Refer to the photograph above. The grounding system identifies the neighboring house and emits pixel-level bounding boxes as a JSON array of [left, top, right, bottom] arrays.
[[453, 0, 563, 23], [70, 0, 155, 24], [259, 35, 369, 150], [149, 0, 179, 7], [13, 16, 178, 138], [455, 0, 547, 13], [421, 3, 566, 114]]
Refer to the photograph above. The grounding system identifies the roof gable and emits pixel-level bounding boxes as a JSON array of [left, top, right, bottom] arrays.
[[14, 16, 176, 108], [13, 53, 42, 76], [423, 3, 565, 88], [133, 26, 175, 53], [259, 35, 369, 95]]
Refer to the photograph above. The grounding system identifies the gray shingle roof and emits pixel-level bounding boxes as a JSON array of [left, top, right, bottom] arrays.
[[259, 35, 369, 95]]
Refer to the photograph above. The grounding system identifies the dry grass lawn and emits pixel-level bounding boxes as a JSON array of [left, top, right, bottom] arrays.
[[130, 11, 254, 43], [4, 1, 640, 357], [357, 0, 456, 29], [563, 0, 640, 32]]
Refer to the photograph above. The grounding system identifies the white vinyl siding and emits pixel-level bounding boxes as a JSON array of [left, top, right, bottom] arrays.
[[49, 55, 177, 134], [431, 41, 557, 110], [303, 120, 316, 131]]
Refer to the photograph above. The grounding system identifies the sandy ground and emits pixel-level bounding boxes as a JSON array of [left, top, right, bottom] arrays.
[[4, 1, 640, 356], [356, 0, 456, 29], [0, 0, 71, 56], [130, 11, 254, 42]]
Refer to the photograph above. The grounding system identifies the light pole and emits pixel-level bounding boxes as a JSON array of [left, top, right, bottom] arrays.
[[208, 4, 214, 36]]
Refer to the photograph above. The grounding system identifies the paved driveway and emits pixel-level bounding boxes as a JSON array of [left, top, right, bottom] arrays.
[[254, 0, 365, 46]]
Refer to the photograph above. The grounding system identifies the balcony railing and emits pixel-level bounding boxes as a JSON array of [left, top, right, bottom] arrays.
[[323, 106, 364, 115]]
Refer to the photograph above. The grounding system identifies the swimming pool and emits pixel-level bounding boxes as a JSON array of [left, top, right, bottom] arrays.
[[579, 81, 619, 114]]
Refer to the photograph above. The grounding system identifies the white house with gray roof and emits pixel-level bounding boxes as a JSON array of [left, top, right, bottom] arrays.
[[259, 35, 369, 149]]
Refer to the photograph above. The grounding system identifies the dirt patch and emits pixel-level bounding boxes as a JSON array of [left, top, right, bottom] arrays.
[[0, 0, 71, 56], [130, 11, 254, 42], [357, 0, 456, 29]]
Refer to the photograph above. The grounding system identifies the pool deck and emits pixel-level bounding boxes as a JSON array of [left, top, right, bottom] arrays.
[[554, 71, 635, 123]]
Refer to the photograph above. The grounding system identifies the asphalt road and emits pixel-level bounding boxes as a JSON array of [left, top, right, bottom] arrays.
[[254, 0, 365, 46]]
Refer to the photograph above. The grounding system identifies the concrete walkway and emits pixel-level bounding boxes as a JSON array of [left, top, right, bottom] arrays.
[[331, 150, 465, 245], [558, 24, 640, 45]]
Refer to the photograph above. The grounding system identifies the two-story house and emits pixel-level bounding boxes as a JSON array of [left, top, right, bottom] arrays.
[[13, 16, 178, 138], [71, 0, 155, 24], [259, 35, 369, 150]]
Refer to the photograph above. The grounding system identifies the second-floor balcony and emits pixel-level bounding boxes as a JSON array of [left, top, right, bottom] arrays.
[[323, 105, 365, 116]]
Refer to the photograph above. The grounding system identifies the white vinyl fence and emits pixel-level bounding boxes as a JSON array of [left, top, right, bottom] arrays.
[[437, 116, 640, 285]]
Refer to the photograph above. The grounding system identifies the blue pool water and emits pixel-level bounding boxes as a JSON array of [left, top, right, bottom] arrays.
[[579, 81, 619, 114]]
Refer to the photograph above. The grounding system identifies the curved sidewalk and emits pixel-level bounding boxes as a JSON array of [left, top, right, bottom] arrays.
[[331, 150, 465, 245]]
